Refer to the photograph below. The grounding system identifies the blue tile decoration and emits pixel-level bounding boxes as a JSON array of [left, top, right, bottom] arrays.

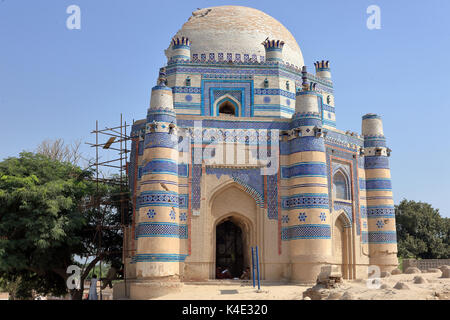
[[192, 163, 202, 210], [178, 163, 189, 177], [298, 212, 307, 222], [364, 136, 386, 148], [376, 220, 384, 229], [367, 231, 397, 244], [134, 253, 188, 262], [325, 130, 363, 148], [282, 215, 289, 224], [282, 194, 330, 210], [281, 162, 327, 179], [145, 132, 178, 149], [359, 178, 366, 190], [319, 212, 327, 222], [205, 167, 265, 209], [178, 194, 188, 209], [266, 173, 278, 219], [165, 63, 333, 93], [169, 208, 176, 220], [142, 159, 178, 176], [361, 231, 369, 244], [365, 178, 392, 190], [285, 136, 326, 154], [173, 86, 201, 94], [255, 88, 295, 100], [147, 209, 156, 219], [360, 206, 367, 218], [364, 156, 389, 169], [367, 206, 395, 218], [180, 212, 187, 222], [138, 191, 179, 208], [334, 201, 353, 224], [136, 222, 187, 239], [282, 224, 331, 240], [202, 80, 253, 117], [326, 145, 361, 235]]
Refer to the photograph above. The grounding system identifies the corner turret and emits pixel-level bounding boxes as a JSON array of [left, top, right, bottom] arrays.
[[314, 60, 331, 80], [263, 39, 285, 63], [169, 36, 191, 62]]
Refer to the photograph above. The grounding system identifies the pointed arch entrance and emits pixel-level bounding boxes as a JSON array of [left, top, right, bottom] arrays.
[[209, 181, 258, 280], [333, 210, 353, 279]]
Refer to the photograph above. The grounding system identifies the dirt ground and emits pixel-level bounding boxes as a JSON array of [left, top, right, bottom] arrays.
[[152, 271, 450, 300]]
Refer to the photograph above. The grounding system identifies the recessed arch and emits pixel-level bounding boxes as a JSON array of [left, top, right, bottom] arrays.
[[209, 180, 257, 280], [333, 210, 353, 279], [333, 168, 351, 200], [214, 95, 240, 117], [207, 178, 262, 209]]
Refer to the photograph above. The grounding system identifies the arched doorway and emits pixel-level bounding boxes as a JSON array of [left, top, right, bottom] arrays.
[[333, 211, 352, 279], [215, 219, 244, 278], [209, 182, 257, 280]]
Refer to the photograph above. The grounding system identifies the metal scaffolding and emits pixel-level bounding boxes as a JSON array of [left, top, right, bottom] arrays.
[[85, 114, 131, 300]]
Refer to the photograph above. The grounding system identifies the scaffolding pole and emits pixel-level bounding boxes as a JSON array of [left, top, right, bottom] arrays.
[[86, 114, 131, 300]]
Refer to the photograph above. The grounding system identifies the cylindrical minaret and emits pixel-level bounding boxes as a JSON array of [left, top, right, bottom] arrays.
[[170, 36, 191, 61], [362, 114, 398, 272], [286, 67, 332, 282], [131, 67, 183, 298], [263, 39, 285, 63], [314, 60, 331, 80]]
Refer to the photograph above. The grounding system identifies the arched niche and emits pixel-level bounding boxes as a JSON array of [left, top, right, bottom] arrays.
[[214, 95, 240, 117]]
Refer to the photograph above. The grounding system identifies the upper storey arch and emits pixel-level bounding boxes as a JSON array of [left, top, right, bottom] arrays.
[[165, 6, 305, 68], [215, 95, 240, 117]]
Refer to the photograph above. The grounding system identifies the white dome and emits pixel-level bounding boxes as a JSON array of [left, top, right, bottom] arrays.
[[166, 6, 304, 68]]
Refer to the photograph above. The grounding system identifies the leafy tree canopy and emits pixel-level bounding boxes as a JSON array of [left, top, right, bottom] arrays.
[[0, 152, 125, 299], [396, 199, 449, 259]]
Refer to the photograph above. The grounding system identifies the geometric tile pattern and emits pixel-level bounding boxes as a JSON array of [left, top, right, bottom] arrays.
[[138, 191, 179, 208], [136, 222, 188, 239], [134, 253, 188, 262], [333, 201, 353, 224], [367, 231, 397, 244], [267, 173, 278, 219], [367, 206, 395, 218], [282, 194, 330, 209], [281, 224, 331, 240]]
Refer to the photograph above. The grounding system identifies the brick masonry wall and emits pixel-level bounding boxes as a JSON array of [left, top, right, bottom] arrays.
[[402, 259, 450, 271]]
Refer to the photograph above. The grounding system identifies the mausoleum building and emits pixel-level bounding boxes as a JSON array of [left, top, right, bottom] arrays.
[[122, 6, 398, 299]]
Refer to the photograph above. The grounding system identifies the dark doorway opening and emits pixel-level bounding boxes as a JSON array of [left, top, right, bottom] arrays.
[[218, 101, 236, 116], [216, 220, 244, 279]]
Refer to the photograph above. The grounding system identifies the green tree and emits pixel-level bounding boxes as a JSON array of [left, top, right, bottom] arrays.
[[395, 199, 449, 259], [0, 152, 125, 299]]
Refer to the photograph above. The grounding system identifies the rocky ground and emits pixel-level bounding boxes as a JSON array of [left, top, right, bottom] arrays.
[[153, 268, 450, 300]]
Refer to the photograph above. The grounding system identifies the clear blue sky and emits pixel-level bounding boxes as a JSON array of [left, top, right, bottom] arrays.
[[1, 0, 449, 217]]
